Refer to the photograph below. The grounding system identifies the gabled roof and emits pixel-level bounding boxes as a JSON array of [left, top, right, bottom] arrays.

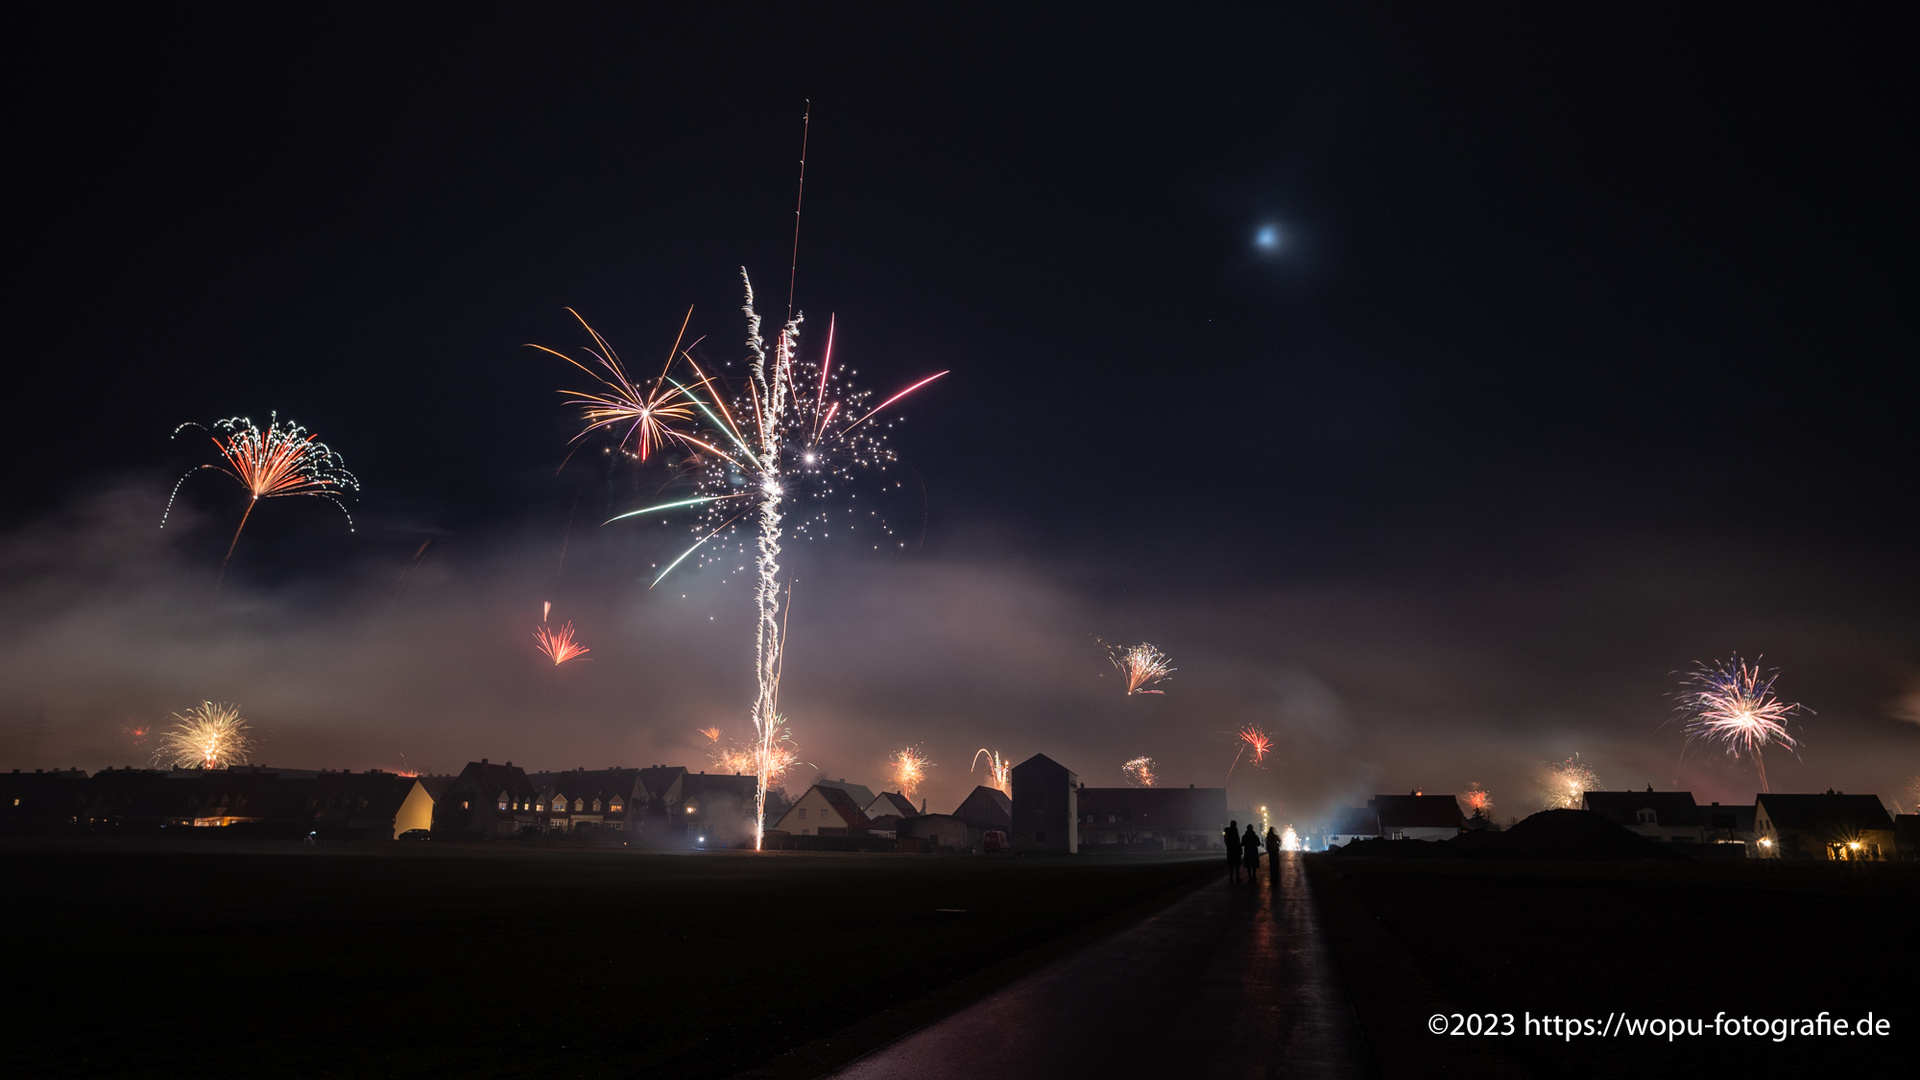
[[951, 786, 1013, 831], [810, 784, 874, 829], [1372, 794, 1463, 830], [815, 778, 877, 808], [524, 768, 641, 804], [1012, 754, 1076, 783], [1757, 793, 1895, 834], [450, 761, 535, 801], [868, 791, 920, 819], [1582, 790, 1703, 827]]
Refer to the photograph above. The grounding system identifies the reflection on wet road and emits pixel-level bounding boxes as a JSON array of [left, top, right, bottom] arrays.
[[833, 852, 1368, 1079]]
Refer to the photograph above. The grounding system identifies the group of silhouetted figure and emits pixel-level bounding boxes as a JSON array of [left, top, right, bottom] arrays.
[[1224, 820, 1280, 883]]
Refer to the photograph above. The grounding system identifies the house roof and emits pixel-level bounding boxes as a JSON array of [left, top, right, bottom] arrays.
[[951, 786, 1013, 831], [1757, 793, 1895, 834], [1078, 787, 1229, 832], [451, 761, 536, 801], [1372, 794, 1464, 830], [525, 768, 641, 804], [1581, 790, 1703, 827], [868, 791, 920, 819], [814, 778, 877, 808], [1011, 753, 1076, 784], [638, 766, 688, 799], [811, 784, 874, 829]]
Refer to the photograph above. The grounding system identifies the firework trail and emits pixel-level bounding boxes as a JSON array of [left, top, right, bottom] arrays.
[[1108, 642, 1175, 695], [548, 279, 944, 849], [1673, 657, 1807, 793], [162, 413, 359, 574], [154, 702, 253, 770], [698, 726, 724, 745], [1540, 755, 1598, 810], [1463, 782, 1493, 817], [1122, 756, 1157, 787], [1226, 724, 1274, 781], [890, 747, 931, 803], [527, 308, 703, 465], [972, 749, 1012, 795]]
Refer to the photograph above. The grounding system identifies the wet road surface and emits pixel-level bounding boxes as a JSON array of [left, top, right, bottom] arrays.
[[831, 851, 1368, 1079]]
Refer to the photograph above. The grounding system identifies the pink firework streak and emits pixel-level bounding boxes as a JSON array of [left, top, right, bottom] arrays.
[[1227, 724, 1273, 780], [534, 621, 590, 665]]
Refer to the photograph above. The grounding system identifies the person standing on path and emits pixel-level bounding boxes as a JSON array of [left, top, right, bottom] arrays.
[[1224, 820, 1241, 882], [1265, 827, 1280, 883], [1241, 823, 1262, 878]]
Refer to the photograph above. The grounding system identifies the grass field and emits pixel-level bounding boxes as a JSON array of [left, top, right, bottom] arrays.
[[2, 839, 1216, 1079], [1306, 855, 1920, 1077]]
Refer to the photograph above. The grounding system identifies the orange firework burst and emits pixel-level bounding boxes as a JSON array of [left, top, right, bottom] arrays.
[[972, 749, 1012, 795], [122, 724, 151, 746], [890, 747, 931, 802], [163, 413, 359, 571], [1122, 756, 1157, 787], [530, 308, 706, 464], [1227, 724, 1273, 780], [533, 621, 591, 665], [1541, 755, 1598, 809], [1108, 642, 1175, 695], [1463, 782, 1493, 816], [154, 702, 252, 770], [698, 726, 723, 744]]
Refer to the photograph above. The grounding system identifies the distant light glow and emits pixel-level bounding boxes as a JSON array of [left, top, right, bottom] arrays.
[[1254, 223, 1281, 251]]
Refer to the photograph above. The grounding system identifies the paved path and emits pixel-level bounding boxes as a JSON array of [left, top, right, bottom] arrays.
[[831, 852, 1369, 1079]]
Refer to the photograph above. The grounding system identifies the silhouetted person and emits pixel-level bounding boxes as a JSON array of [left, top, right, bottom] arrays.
[[1224, 820, 1241, 882], [1265, 827, 1280, 881], [1242, 824, 1261, 877]]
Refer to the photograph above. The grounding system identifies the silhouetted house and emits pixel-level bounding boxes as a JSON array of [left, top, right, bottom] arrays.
[[1582, 788, 1707, 845], [1895, 815, 1918, 861], [1700, 801, 1757, 852], [1011, 754, 1078, 854], [1077, 785, 1228, 850], [952, 786, 1014, 834], [1, 768, 92, 829], [431, 759, 536, 840], [1372, 793, 1464, 841], [900, 812, 983, 852], [1324, 807, 1380, 848], [771, 784, 873, 837], [680, 771, 760, 847], [73, 767, 183, 828], [1754, 792, 1896, 860], [524, 768, 641, 834]]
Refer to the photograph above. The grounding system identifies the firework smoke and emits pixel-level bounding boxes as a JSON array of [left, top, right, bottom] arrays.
[[1673, 656, 1807, 793], [1108, 642, 1174, 695], [972, 749, 1012, 795], [1541, 755, 1598, 810], [163, 413, 359, 573], [1122, 756, 1157, 787], [890, 746, 931, 802], [154, 702, 253, 770]]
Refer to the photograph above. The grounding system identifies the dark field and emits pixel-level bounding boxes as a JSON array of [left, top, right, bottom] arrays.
[[1307, 855, 1920, 1078], [2, 840, 1217, 1079]]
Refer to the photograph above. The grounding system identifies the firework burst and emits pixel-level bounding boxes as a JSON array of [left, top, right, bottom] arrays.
[[1673, 657, 1806, 793], [1108, 642, 1175, 695], [1227, 724, 1274, 781], [1541, 755, 1598, 810], [528, 308, 705, 465], [890, 747, 932, 803], [154, 702, 253, 770], [163, 413, 359, 572], [1281, 826, 1300, 851], [1463, 782, 1493, 817], [533, 621, 591, 665], [972, 749, 1012, 795], [547, 277, 944, 850], [1122, 756, 1157, 787], [122, 723, 151, 747]]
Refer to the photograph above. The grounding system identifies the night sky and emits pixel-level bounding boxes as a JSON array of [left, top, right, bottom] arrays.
[[6, 8, 1916, 821]]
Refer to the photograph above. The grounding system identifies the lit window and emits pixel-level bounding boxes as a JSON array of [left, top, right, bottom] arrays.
[[610, 798, 623, 813], [498, 795, 508, 811], [462, 800, 470, 810], [552, 798, 565, 812], [592, 799, 602, 812], [573, 798, 583, 812]]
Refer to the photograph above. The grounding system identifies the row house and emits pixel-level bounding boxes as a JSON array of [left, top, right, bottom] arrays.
[[1076, 784, 1227, 850], [1754, 792, 1898, 860]]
